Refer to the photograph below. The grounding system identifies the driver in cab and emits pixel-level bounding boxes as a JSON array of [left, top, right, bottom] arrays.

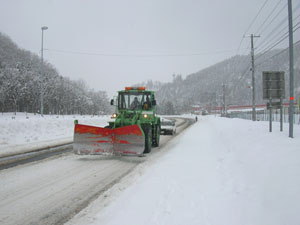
[[130, 97, 140, 110]]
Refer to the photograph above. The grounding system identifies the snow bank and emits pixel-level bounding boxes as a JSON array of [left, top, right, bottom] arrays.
[[70, 116, 300, 225], [0, 113, 110, 157]]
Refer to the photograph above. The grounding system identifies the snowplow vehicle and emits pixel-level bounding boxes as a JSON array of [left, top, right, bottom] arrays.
[[73, 87, 161, 156]]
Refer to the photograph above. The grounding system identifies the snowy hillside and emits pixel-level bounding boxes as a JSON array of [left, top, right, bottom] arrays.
[[0, 33, 111, 115], [154, 44, 300, 114], [67, 116, 300, 225]]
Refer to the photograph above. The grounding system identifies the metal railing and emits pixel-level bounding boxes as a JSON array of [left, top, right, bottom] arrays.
[[227, 107, 300, 124]]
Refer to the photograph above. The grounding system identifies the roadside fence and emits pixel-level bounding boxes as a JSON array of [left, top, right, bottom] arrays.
[[227, 107, 300, 124]]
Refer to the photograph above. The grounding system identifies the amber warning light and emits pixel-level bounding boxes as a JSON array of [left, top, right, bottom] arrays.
[[125, 87, 146, 91]]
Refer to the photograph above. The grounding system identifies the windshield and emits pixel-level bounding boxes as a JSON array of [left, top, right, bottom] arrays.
[[162, 121, 174, 126], [118, 92, 152, 110]]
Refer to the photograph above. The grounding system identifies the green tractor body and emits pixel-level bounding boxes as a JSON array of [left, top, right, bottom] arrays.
[[73, 87, 161, 156]]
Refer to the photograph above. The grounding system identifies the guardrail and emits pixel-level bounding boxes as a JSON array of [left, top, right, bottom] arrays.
[[227, 108, 300, 124]]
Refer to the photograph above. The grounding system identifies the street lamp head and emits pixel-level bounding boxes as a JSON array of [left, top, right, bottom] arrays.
[[41, 26, 48, 30]]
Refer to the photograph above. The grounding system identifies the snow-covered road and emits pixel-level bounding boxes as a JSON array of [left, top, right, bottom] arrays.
[[67, 116, 300, 225], [1, 114, 299, 225], [0, 117, 191, 225], [0, 154, 140, 225]]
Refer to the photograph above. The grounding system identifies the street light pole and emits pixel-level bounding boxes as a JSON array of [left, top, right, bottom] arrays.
[[287, 0, 294, 138], [250, 34, 260, 121], [40, 26, 48, 117]]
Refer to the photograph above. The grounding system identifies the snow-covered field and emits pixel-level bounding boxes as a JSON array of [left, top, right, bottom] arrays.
[[0, 113, 110, 157], [67, 116, 300, 225]]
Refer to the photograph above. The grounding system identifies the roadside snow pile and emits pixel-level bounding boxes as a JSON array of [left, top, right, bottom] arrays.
[[0, 113, 110, 156], [70, 116, 300, 225]]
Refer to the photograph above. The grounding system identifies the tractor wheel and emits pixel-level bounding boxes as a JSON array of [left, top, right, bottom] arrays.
[[143, 126, 152, 153], [153, 125, 160, 147]]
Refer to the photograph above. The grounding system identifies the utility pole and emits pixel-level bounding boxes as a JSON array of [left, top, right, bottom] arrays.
[[288, 0, 294, 138], [249, 34, 260, 121], [215, 92, 217, 117], [222, 84, 226, 116], [40, 26, 48, 117]]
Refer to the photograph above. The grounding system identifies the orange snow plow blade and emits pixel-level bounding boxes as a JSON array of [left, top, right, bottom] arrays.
[[73, 124, 145, 156]]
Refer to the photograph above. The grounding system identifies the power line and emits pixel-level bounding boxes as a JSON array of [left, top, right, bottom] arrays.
[[256, 21, 300, 60], [229, 28, 299, 104], [230, 0, 300, 106], [228, 0, 289, 93], [255, 0, 283, 35], [259, 14, 300, 50], [256, 12, 300, 52], [235, 37, 246, 56], [257, 0, 300, 37], [243, 0, 270, 36], [256, 39, 300, 67], [257, 17, 300, 55], [46, 48, 241, 58], [256, 1, 300, 50], [229, 40, 300, 106], [255, 4, 288, 49], [232, 35, 300, 102], [237, 64, 252, 85], [234, 0, 270, 57], [236, 42, 251, 68]]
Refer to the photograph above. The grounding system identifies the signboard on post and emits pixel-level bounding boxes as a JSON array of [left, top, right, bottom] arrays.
[[262, 71, 285, 99], [262, 71, 285, 132]]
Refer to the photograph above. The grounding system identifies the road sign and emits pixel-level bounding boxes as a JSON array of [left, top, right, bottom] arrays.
[[262, 71, 285, 99]]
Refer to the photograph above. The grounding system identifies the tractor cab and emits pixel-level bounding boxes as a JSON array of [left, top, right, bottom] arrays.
[[116, 87, 156, 111], [111, 87, 156, 111], [109, 87, 157, 128]]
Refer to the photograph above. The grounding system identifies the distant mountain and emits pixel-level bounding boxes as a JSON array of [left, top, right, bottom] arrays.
[[152, 44, 300, 114]]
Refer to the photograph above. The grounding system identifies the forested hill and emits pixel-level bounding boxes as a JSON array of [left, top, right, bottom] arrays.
[[1, 31, 299, 115], [0, 32, 110, 114], [140, 43, 300, 114]]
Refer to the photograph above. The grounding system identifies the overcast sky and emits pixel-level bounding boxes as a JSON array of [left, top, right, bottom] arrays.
[[0, 0, 298, 97]]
